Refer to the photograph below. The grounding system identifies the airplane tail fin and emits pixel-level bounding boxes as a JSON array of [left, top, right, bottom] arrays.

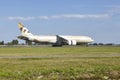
[[18, 22, 33, 36]]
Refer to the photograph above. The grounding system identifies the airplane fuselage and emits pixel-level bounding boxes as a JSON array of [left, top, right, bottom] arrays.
[[25, 35, 93, 44]]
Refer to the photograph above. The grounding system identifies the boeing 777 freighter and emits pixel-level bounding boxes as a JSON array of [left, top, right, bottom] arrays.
[[18, 23, 94, 46]]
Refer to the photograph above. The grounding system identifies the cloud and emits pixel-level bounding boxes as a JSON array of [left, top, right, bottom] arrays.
[[39, 14, 110, 20], [108, 6, 120, 15], [38, 16, 49, 20], [8, 14, 110, 21], [8, 16, 35, 21], [52, 14, 110, 19]]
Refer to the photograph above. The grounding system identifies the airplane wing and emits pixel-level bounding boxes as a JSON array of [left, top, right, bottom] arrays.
[[56, 35, 68, 45], [18, 36, 29, 40], [56, 35, 77, 45]]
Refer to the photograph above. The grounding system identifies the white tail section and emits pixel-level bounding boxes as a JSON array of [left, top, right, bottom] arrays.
[[18, 22, 33, 36]]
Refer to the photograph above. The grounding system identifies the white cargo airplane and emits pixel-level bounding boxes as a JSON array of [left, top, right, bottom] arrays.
[[18, 22, 94, 46]]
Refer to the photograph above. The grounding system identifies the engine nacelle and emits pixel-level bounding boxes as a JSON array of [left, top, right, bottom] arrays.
[[68, 40, 77, 45]]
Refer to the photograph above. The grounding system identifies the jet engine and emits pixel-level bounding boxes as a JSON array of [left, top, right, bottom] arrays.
[[68, 40, 77, 45]]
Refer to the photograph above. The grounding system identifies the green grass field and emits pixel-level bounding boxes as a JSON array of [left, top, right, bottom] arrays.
[[0, 46, 120, 80]]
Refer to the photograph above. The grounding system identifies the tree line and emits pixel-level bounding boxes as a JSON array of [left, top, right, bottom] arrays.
[[0, 40, 18, 45]]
